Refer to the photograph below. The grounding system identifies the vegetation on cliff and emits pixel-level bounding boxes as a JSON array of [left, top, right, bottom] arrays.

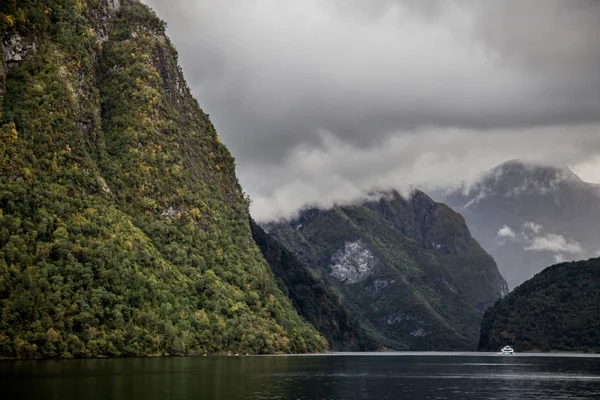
[[0, 0, 326, 359], [250, 219, 377, 351]]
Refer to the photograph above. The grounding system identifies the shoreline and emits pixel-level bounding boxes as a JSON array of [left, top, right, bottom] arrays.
[[3, 350, 600, 362]]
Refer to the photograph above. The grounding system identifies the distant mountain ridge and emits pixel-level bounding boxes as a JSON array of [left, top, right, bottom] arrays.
[[263, 190, 507, 350], [437, 160, 600, 289]]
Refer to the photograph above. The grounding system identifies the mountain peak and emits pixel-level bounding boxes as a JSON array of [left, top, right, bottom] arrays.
[[462, 159, 585, 201], [488, 159, 581, 185], [438, 159, 600, 290]]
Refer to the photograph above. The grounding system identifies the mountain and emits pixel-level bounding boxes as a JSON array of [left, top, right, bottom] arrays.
[[250, 219, 377, 351], [0, 0, 327, 359], [263, 190, 508, 351], [479, 258, 600, 353], [437, 160, 600, 290]]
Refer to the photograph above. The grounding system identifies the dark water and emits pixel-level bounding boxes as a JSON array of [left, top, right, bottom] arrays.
[[2, 352, 600, 399]]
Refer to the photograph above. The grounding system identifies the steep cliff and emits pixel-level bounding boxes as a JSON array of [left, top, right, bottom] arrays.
[[0, 0, 325, 358], [264, 190, 507, 350], [250, 219, 377, 351]]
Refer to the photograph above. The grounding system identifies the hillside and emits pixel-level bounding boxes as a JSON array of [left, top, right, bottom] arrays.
[[264, 190, 508, 350], [0, 0, 326, 358], [250, 219, 377, 351], [479, 258, 600, 353], [438, 160, 600, 289]]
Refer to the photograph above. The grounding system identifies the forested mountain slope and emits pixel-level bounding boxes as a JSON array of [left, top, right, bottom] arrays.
[[264, 190, 508, 350], [250, 219, 377, 351], [479, 258, 600, 353], [0, 0, 325, 359]]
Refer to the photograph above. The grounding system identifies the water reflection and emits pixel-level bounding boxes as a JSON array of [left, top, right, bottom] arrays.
[[1, 353, 600, 399]]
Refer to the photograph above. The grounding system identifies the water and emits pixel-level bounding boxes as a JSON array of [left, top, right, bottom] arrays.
[[2, 352, 600, 399]]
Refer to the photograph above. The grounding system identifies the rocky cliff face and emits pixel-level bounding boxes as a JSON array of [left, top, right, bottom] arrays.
[[250, 219, 377, 351], [0, 0, 325, 359], [438, 160, 600, 289], [264, 190, 507, 350]]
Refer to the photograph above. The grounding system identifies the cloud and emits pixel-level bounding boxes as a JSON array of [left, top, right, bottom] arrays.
[[554, 254, 567, 264], [497, 226, 516, 239], [522, 222, 543, 235], [141, 0, 600, 220], [245, 127, 600, 220], [498, 221, 588, 261], [572, 156, 600, 184], [525, 234, 584, 255]]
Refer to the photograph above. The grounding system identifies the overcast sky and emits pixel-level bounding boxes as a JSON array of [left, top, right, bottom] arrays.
[[142, 0, 600, 221]]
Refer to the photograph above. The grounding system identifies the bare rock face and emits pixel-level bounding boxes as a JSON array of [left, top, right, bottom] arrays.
[[108, 0, 121, 13], [1, 32, 36, 98], [330, 240, 378, 284], [88, 0, 122, 42], [3, 33, 36, 67]]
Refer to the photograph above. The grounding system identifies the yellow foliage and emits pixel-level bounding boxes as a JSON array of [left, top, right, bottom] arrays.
[[0, 122, 18, 145], [172, 164, 182, 175], [194, 309, 209, 325], [87, 327, 99, 339], [0, 14, 15, 30], [72, 213, 88, 225], [23, 168, 33, 182], [51, 152, 59, 172], [190, 208, 202, 219], [74, 0, 84, 12], [47, 328, 60, 342], [0, 123, 18, 168]]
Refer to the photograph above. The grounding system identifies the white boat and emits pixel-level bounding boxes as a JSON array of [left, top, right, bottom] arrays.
[[501, 345, 514, 355]]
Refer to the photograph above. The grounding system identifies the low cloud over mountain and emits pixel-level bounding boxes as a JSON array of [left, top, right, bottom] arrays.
[[142, 0, 600, 220], [439, 160, 600, 289]]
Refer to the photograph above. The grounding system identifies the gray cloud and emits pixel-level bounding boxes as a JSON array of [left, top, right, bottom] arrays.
[[141, 0, 600, 220]]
